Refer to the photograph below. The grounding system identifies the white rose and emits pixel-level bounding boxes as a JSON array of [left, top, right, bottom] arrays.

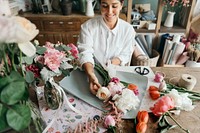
[[96, 87, 111, 100], [0, 16, 39, 57]]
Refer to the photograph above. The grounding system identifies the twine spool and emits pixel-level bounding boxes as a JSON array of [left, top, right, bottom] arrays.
[[178, 74, 197, 91]]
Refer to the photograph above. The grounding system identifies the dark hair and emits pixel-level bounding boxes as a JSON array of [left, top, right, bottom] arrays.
[[98, 0, 124, 3]]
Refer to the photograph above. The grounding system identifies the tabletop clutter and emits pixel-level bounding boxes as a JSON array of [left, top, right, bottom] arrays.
[[158, 28, 200, 67], [35, 65, 200, 133]]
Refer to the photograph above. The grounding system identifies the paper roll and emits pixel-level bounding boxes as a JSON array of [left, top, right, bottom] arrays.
[[178, 74, 197, 91], [171, 42, 185, 65]]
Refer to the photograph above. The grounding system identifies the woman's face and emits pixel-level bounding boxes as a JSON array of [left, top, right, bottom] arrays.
[[100, 0, 123, 26]]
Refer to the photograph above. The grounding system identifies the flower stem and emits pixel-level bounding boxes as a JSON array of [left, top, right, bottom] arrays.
[[20, 51, 25, 77], [166, 111, 190, 133], [11, 51, 17, 72], [2, 48, 9, 75]]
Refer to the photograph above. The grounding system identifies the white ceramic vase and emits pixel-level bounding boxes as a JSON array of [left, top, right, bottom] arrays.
[[185, 60, 200, 67], [164, 11, 175, 28]]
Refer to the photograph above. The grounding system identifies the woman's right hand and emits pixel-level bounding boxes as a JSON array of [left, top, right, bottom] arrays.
[[83, 62, 101, 95], [88, 73, 101, 95]]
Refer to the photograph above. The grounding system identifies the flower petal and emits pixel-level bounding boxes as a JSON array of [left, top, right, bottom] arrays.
[[18, 42, 36, 57]]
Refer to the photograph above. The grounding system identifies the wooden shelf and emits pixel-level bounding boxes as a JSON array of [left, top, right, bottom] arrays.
[[135, 28, 156, 33], [159, 24, 186, 33]]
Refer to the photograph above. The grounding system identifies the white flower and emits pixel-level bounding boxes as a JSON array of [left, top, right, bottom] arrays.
[[0, 16, 39, 57], [113, 89, 140, 114], [107, 82, 123, 97], [159, 80, 167, 91], [96, 87, 111, 100], [167, 89, 195, 111]]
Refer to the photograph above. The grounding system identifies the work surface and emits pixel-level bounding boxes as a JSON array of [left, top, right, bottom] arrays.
[[5, 67, 200, 133], [121, 67, 200, 133]]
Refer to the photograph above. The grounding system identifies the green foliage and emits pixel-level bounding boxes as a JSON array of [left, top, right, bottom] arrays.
[[0, 71, 32, 132], [6, 104, 31, 131]]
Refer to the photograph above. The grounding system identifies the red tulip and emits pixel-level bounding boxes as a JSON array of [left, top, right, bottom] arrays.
[[148, 85, 158, 91], [149, 90, 160, 100], [136, 122, 147, 133], [137, 110, 149, 124]]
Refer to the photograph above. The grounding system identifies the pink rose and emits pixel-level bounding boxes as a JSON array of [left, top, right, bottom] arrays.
[[150, 96, 175, 116], [67, 43, 79, 59], [103, 115, 116, 128]]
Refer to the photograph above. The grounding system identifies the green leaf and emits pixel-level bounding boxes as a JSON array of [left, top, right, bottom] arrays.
[[61, 45, 71, 51], [25, 71, 35, 83], [9, 71, 24, 82], [157, 115, 176, 133], [21, 56, 34, 64], [62, 69, 70, 76], [6, 104, 31, 132], [36, 46, 46, 54], [1, 80, 25, 105], [0, 104, 9, 132], [0, 76, 11, 91]]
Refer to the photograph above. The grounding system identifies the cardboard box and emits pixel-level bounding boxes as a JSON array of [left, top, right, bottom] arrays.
[[146, 22, 156, 30]]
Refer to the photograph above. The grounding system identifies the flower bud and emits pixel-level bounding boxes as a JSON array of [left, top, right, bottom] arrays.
[[136, 122, 147, 133], [137, 110, 149, 124], [103, 115, 116, 128], [149, 90, 160, 100], [159, 80, 167, 91]]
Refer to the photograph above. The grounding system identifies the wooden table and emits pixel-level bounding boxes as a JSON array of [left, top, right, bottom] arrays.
[[6, 67, 200, 133], [121, 67, 200, 133]]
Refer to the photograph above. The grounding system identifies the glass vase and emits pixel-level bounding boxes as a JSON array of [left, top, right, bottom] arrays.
[[44, 80, 61, 110], [164, 11, 175, 28]]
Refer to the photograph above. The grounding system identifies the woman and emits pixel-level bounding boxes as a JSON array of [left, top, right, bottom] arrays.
[[77, 0, 139, 95]]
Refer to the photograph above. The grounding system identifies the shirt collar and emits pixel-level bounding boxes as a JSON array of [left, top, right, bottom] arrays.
[[100, 17, 119, 35]]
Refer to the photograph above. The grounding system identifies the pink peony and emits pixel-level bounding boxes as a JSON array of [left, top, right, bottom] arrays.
[[150, 96, 175, 116], [103, 115, 116, 128], [44, 48, 65, 71], [67, 43, 79, 59]]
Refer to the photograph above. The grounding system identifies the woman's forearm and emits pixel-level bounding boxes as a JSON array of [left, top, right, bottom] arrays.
[[83, 62, 94, 76]]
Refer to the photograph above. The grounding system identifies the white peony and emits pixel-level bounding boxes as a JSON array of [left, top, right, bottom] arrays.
[[112, 88, 140, 114], [167, 89, 195, 111]]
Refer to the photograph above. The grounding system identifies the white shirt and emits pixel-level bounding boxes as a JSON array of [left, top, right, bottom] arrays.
[[77, 16, 136, 66]]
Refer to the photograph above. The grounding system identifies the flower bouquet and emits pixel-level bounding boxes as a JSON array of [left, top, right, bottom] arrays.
[[162, 0, 190, 12], [23, 41, 80, 110]]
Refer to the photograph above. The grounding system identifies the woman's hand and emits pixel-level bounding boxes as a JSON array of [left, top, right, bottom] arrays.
[[88, 73, 101, 95], [83, 62, 101, 95]]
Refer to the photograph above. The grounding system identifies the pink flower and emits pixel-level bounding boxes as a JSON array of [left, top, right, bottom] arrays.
[[110, 77, 120, 83], [154, 72, 165, 83], [107, 82, 123, 97], [103, 115, 116, 128], [44, 48, 65, 71], [67, 43, 79, 59], [150, 96, 175, 116]]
